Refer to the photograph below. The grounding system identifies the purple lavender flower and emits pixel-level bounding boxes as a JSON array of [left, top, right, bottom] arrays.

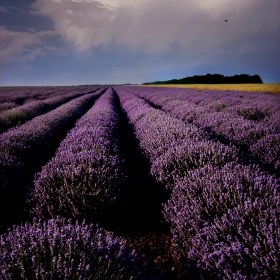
[[250, 133, 280, 172], [164, 162, 279, 279], [0, 217, 161, 279]]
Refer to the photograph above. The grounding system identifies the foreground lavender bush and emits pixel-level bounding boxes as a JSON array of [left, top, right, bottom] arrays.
[[0, 217, 161, 279], [28, 88, 128, 220], [164, 163, 280, 278]]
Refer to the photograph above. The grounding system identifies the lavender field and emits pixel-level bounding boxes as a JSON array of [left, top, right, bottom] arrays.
[[0, 86, 279, 279]]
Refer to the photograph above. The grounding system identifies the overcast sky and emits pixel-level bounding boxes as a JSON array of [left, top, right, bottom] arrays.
[[0, 0, 279, 85]]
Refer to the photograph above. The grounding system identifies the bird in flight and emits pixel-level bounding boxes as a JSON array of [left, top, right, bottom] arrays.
[[225, 20, 228, 22]]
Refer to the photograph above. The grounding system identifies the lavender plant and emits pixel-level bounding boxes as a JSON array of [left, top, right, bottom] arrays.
[[194, 111, 272, 147], [250, 133, 280, 173], [151, 139, 239, 188], [164, 163, 280, 278], [0, 217, 161, 279], [28, 88, 129, 221]]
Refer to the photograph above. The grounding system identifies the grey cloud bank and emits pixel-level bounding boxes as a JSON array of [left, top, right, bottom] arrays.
[[0, 0, 279, 85]]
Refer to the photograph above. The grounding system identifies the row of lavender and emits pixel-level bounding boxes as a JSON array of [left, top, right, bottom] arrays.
[[0, 88, 98, 134], [0, 88, 161, 279], [0, 217, 159, 279], [0, 86, 93, 112], [116, 87, 279, 279], [132, 87, 280, 174]]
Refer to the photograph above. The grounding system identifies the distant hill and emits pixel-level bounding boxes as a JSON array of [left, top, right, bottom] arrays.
[[143, 73, 263, 85]]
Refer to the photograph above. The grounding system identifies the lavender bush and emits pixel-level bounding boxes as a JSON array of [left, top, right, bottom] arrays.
[[164, 163, 280, 279], [236, 107, 265, 121], [28, 88, 129, 220], [151, 139, 239, 188], [250, 133, 280, 173], [0, 217, 161, 279], [194, 111, 272, 147]]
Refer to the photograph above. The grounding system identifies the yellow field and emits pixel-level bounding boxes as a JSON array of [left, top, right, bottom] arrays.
[[140, 84, 280, 94]]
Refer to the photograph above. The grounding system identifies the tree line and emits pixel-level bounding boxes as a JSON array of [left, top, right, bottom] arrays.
[[143, 73, 263, 85]]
